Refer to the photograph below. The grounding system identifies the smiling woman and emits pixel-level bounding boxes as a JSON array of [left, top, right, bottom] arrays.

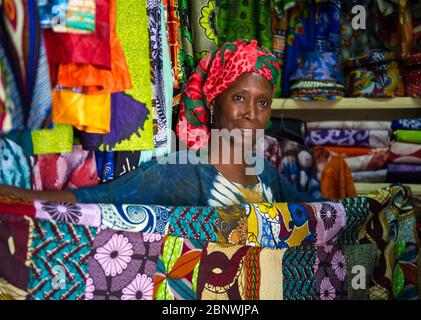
[[0, 40, 323, 206]]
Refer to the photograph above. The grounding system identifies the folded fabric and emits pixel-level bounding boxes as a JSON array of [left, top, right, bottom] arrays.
[[52, 89, 111, 134], [64, 0, 96, 33], [307, 121, 392, 132], [391, 118, 421, 131], [387, 163, 421, 183], [351, 169, 388, 183], [38, 0, 69, 29], [387, 163, 421, 173], [318, 146, 388, 158], [305, 129, 391, 148], [395, 130, 421, 144], [405, 53, 421, 97], [388, 141, 421, 164], [344, 150, 389, 172], [31, 123, 74, 155], [43, 0, 111, 68], [32, 145, 98, 191], [55, 0, 132, 94]]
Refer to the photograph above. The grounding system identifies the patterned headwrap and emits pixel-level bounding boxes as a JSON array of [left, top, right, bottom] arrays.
[[176, 39, 280, 150]]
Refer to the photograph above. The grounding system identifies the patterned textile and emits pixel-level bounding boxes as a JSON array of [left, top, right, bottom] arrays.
[[315, 244, 347, 300], [388, 164, 421, 184], [34, 201, 101, 227], [94, 150, 115, 183], [100, 204, 171, 234], [196, 242, 285, 300], [64, 0, 96, 33], [38, 0, 68, 29], [43, 0, 111, 68], [32, 145, 98, 191], [405, 53, 421, 97], [31, 123, 74, 155], [282, 245, 316, 300], [27, 219, 96, 300], [393, 242, 418, 300], [395, 130, 421, 144], [0, 137, 32, 189], [391, 118, 421, 131], [175, 40, 280, 150], [351, 169, 388, 183], [343, 244, 378, 300], [113, 151, 141, 178], [86, 229, 161, 300], [259, 135, 321, 199], [307, 121, 392, 132], [216, 204, 248, 245], [388, 141, 421, 164], [113, 0, 153, 151], [168, 206, 219, 242], [344, 150, 389, 172], [320, 146, 388, 158], [338, 197, 370, 245], [154, 236, 205, 300], [1, 0, 52, 130], [246, 202, 317, 249], [305, 129, 391, 148], [0, 214, 32, 300], [271, 13, 287, 97], [344, 51, 405, 98], [218, 0, 272, 50]]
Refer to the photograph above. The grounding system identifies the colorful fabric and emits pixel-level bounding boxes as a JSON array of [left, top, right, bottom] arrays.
[[271, 12, 287, 97], [0, 137, 32, 189], [405, 53, 421, 97], [0, 214, 32, 299], [344, 150, 389, 172], [113, 0, 153, 151], [395, 130, 421, 144], [315, 244, 347, 300], [338, 197, 370, 245], [38, 0, 68, 29], [305, 129, 391, 148], [168, 206, 219, 242], [351, 169, 388, 183], [176, 39, 280, 150], [282, 245, 316, 300], [307, 121, 392, 132], [77, 93, 150, 150], [154, 236, 205, 300], [64, 0, 96, 33], [34, 201, 101, 227], [259, 136, 321, 199], [94, 150, 115, 183], [216, 204, 248, 245], [344, 51, 405, 98], [388, 141, 421, 164], [391, 118, 421, 131], [27, 219, 96, 300], [114, 151, 141, 178], [393, 243, 419, 300], [246, 202, 317, 249], [0, 41, 17, 134], [1, 0, 52, 130], [343, 244, 378, 300], [32, 145, 98, 191], [388, 164, 421, 184], [43, 0, 111, 68], [31, 123, 74, 155], [196, 242, 285, 300], [321, 146, 389, 158], [85, 229, 161, 300]]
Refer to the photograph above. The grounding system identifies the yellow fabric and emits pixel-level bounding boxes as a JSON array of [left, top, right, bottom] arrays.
[[31, 123, 74, 155], [258, 248, 285, 300], [0, 278, 27, 300], [52, 90, 111, 134]]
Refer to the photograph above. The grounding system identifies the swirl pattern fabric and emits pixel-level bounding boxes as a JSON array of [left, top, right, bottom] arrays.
[[305, 129, 390, 148]]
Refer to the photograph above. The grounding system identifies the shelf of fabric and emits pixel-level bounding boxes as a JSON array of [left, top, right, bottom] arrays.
[[271, 98, 421, 121], [355, 183, 421, 195]]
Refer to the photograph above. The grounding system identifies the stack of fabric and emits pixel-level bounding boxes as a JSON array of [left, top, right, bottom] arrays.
[[388, 118, 421, 184], [305, 121, 392, 188], [0, 184, 417, 300]]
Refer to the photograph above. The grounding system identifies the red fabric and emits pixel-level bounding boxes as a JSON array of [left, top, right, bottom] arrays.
[[43, 0, 111, 69], [0, 201, 35, 217]]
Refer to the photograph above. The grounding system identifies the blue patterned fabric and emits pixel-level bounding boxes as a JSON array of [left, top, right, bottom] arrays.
[[391, 119, 421, 131]]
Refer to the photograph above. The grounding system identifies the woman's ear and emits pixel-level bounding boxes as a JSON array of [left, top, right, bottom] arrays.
[[204, 95, 214, 111]]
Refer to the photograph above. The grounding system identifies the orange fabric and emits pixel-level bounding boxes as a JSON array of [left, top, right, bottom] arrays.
[[317, 146, 382, 157], [314, 147, 357, 200], [55, 0, 132, 94], [52, 90, 111, 133]]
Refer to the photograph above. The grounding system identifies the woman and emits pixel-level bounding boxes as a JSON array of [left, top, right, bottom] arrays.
[[0, 40, 320, 206]]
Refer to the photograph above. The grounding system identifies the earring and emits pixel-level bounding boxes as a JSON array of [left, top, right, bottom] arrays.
[[210, 109, 214, 125]]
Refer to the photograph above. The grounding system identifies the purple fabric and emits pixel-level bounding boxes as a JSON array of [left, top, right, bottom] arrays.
[[387, 163, 421, 173], [79, 93, 150, 150], [304, 129, 390, 148], [313, 202, 346, 246], [85, 229, 162, 300], [315, 243, 348, 300]]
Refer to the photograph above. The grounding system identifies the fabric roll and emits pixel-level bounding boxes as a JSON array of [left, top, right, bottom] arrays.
[[351, 169, 388, 183], [64, 0, 96, 33], [307, 121, 392, 132], [387, 164, 421, 183], [387, 163, 421, 173], [388, 141, 421, 164], [305, 129, 391, 148], [318, 146, 387, 158], [395, 130, 421, 144], [391, 119, 421, 131], [344, 149, 389, 172], [94, 150, 115, 183]]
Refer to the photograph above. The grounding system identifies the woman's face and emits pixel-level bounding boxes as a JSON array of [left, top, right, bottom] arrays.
[[207, 72, 273, 146]]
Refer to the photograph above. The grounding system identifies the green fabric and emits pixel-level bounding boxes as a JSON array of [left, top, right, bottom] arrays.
[[338, 197, 370, 245], [343, 244, 378, 300], [218, 0, 272, 50], [31, 124, 74, 155], [395, 130, 421, 144], [112, 0, 153, 151], [272, 0, 297, 17]]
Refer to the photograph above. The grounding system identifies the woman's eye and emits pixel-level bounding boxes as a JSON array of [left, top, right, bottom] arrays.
[[259, 99, 269, 107], [233, 95, 244, 101]]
